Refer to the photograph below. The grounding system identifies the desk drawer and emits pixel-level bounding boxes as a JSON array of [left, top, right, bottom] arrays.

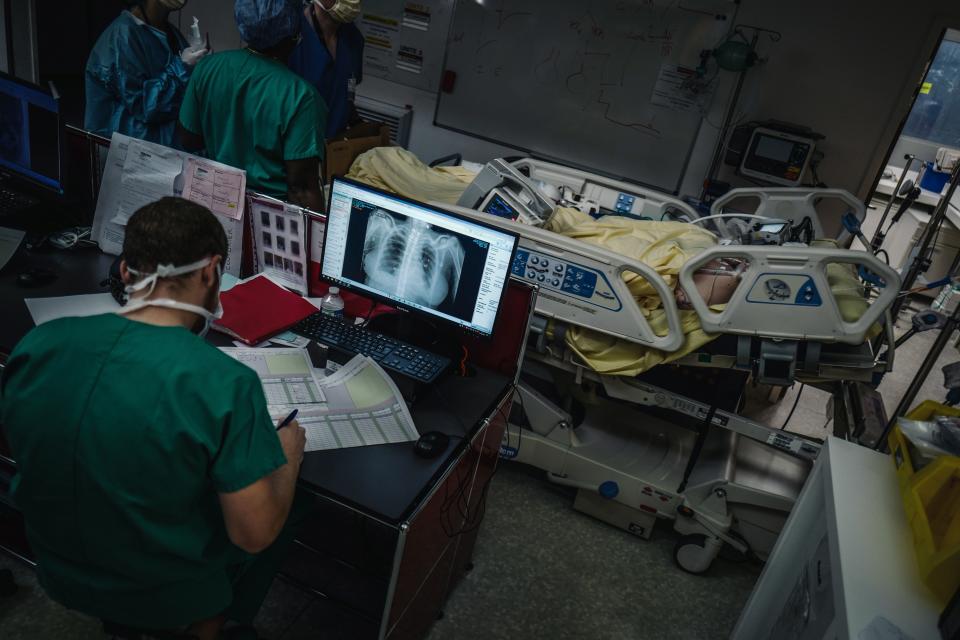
[[283, 495, 395, 622]]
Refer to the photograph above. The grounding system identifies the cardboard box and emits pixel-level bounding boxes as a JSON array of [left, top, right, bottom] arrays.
[[323, 122, 392, 184]]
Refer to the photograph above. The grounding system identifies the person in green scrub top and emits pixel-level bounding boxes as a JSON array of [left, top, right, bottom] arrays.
[[0, 197, 306, 640], [178, 0, 326, 210]]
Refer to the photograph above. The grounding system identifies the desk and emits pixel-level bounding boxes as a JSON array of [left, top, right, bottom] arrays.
[[0, 245, 536, 639]]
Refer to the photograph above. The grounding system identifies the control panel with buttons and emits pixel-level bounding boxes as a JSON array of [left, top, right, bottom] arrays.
[[512, 248, 622, 311], [745, 274, 823, 307]]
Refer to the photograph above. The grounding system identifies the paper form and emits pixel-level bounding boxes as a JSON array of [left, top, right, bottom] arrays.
[[0, 226, 25, 272], [112, 139, 184, 226], [91, 134, 247, 277], [650, 63, 716, 114], [216, 214, 244, 278], [183, 158, 246, 221], [25, 293, 121, 325], [294, 355, 418, 452], [91, 133, 133, 255], [220, 347, 327, 409]]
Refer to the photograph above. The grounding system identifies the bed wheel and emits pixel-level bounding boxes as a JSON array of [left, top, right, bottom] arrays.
[[673, 534, 718, 575]]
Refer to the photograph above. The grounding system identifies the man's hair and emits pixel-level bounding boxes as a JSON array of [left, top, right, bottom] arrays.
[[123, 197, 228, 276]]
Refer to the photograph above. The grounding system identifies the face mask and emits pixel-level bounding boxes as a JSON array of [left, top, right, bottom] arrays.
[[314, 0, 360, 24], [119, 257, 223, 338]]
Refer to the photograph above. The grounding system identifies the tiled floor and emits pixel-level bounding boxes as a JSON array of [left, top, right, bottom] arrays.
[[0, 299, 953, 639]]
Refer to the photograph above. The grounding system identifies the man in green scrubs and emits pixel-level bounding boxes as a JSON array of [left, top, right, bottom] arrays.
[[178, 0, 327, 210], [0, 198, 306, 639]]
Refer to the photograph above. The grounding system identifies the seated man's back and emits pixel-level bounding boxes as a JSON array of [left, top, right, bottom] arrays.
[[0, 197, 301, 634]]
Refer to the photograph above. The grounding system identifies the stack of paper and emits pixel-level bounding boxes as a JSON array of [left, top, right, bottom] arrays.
[[219, 348, 327, 417], [221, 348, 418, 452], [299, 355, 418, 452]]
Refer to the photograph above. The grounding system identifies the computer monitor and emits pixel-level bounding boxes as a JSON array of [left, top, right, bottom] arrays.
[[321, 177, 519, 337], [0, 72, 63, 193]]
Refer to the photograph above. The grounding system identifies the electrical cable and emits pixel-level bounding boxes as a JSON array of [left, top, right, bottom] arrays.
[[780, 384, 805, 430], [359, 299, 377, 327], [437, 388, 520, 538], [49, 226, 92, 250], [687, 213, 778, 226]]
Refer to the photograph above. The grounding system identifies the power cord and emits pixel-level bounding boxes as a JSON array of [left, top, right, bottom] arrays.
[[437, 388, 521, 538], [780, 384, 805, 430], [49, 226, 93, 249]]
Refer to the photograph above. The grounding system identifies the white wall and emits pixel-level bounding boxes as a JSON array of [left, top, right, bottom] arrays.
[[164, 0, 960, 201], [357, 76, 518, 165], [719, 0, 960, 199], [179, 0, 242, 52]]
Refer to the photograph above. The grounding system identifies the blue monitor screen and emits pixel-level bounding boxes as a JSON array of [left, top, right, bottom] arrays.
[[0, 75, 62, 192]]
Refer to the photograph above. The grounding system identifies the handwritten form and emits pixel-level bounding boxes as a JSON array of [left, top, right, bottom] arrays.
[[183, 158, 246, 221]]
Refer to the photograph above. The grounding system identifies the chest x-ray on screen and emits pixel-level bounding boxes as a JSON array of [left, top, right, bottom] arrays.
[[362, 209, 466, 309]]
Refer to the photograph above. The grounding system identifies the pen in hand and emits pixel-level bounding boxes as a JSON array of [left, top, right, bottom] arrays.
[[277, 409, 299, 431]]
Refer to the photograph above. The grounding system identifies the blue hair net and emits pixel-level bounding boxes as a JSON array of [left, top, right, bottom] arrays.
[[234, 0, 301, 51]]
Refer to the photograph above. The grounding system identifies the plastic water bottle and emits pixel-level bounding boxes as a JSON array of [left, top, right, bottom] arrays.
[[320, 287, 345, 320], [188, 17, 203, 49]]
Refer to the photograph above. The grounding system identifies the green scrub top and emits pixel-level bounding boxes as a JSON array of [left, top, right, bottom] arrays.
[[0, 314, 287, 629], [179, 49, 327, 198]]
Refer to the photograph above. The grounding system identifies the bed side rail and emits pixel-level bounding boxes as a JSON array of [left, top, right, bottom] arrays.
[[440, 203, 685, 351], [678, 245, 900, 345]]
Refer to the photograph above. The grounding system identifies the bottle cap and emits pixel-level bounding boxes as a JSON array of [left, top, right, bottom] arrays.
[[329, 287, 339, 294]]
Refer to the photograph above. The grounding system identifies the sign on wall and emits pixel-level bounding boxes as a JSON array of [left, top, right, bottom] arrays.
[[358, 0, 455, 93]]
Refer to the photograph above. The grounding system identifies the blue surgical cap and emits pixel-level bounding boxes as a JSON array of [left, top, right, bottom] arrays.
[[234, 0, 301, 51]]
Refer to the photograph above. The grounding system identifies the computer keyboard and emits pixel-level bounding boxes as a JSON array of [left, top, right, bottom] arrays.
[[0, 186, 37, 217], [292, 312, 451, 384]]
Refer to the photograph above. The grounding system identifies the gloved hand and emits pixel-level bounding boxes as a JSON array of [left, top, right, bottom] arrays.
[[181, 46, 209, 67]]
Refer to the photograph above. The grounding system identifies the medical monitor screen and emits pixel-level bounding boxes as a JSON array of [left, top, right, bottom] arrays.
[[0, 74, 62, 192], [322, 178, 519, 337], [754, 135, 796, 163], [483, 193, 520, 220]]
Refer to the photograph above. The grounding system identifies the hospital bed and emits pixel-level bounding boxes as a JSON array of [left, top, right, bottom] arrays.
[[343, 148, 901, 572]]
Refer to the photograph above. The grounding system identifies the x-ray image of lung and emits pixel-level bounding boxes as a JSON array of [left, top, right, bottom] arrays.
[[362, 210, 465, 309]]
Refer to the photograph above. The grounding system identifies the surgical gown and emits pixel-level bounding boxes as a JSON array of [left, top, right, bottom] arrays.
[[288, 14, 364, 138], [84, 11, 190, 146]]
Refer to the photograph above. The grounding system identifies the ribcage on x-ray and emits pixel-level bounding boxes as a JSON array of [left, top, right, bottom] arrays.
[[363, 210, 465, 308]]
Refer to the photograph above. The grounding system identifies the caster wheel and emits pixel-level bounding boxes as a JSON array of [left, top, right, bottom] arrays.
[[673, 534, 711, 575], [464, 562, 475, 573]]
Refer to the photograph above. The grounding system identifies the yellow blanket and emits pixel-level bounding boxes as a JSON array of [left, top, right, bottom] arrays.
[[544, 207, 720, 376], [347, 146, 475, 205]]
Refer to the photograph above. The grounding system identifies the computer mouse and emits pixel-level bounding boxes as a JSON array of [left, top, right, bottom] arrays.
[[414, 431, 450, 459], [16, 267, 58, 288]]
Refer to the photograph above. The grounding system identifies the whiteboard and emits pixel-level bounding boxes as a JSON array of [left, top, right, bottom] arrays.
[[435, 0, 735, 193]]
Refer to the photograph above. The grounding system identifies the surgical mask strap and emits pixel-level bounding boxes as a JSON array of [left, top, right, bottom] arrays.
[[125, 256, 215, 300]]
